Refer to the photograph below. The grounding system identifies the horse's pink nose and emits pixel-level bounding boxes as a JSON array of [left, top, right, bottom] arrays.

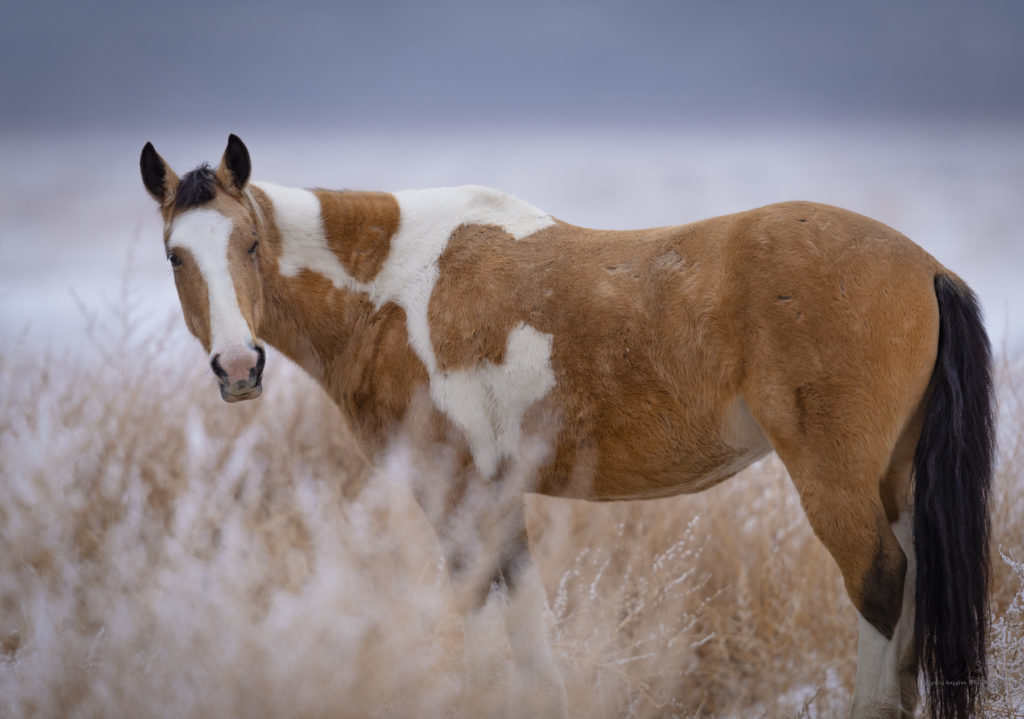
[[210, 345, 265, 401]]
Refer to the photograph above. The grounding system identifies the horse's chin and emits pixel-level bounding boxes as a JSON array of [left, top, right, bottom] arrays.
[[219, 384, 263, 403]]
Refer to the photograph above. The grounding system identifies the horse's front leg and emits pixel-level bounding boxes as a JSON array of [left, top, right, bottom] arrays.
[[428, 499, 568, 719]]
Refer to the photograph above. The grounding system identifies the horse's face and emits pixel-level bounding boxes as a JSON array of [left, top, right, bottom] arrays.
[[140, 135, 266, 402]]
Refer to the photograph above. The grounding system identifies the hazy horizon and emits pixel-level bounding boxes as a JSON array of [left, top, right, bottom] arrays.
[[3, 1, 1022, 135]]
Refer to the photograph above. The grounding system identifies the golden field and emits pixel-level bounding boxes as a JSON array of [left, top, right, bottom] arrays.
[[1, 307, 1021, 719]]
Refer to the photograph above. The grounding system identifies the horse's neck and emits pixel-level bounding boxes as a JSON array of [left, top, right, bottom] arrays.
[[249, 181, 555, 409], [252, 184, 401, 394]]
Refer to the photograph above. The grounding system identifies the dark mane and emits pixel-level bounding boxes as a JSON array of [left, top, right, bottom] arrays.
[[174, 163, 217, 210]]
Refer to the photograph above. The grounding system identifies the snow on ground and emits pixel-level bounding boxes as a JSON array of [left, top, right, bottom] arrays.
[[1, 122, 1021, 354]]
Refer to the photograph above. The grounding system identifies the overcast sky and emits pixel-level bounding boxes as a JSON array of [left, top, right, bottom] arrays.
[[3, 0, 1023, 134]]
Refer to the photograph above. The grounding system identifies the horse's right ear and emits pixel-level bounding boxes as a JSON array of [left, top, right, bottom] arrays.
[[140, 142, 179, 206]]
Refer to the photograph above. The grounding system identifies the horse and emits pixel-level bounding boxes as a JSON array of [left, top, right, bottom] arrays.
[[140, 134, 994, 719]]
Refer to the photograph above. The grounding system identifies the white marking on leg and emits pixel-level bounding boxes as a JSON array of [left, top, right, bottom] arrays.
[[852, 511, 916, 717], [891, 511, 917, 712], [854, 616, 894, 715], [169, 209, 253, 354], [257, 182, 558, 477], [503, 562, 569, 719]]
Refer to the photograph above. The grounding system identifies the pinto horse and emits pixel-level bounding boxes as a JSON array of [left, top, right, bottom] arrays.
[[141, 135, 994, 719]]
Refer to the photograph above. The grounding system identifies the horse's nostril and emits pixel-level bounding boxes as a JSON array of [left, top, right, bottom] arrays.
[[253, 346, 266, 384], [210, 354, 227, 380]]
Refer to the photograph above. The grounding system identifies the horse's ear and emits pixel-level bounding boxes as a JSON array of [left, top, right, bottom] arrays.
[[140, 142, 179, 206], [217, 134, 251, 194]]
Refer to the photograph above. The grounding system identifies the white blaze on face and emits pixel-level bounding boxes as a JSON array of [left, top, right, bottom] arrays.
[[169, 209, 253, 356]]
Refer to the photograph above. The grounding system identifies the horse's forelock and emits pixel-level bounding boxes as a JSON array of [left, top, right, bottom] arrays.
[[174, 163, 217, 211]]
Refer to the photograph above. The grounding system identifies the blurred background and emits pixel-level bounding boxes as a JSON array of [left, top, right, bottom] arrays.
[[3, 6, 1024, 715], [2, 0, 1022, 352]]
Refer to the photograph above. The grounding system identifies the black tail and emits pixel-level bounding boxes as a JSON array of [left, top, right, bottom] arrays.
[[913, 274, 995, 719]]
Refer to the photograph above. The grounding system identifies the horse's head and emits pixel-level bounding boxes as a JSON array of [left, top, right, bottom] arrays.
[[140, 135, 266, 402]]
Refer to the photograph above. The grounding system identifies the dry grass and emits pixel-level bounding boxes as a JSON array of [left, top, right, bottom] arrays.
[[1, 308, 1022, 718]]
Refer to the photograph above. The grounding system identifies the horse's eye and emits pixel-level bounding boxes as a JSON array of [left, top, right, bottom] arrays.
[[248, 240, 259, 256], [168, 251, 182, 267]]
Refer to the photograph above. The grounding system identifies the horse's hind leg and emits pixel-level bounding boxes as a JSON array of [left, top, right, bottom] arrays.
[[860, 413, 926, 717], [738, 264, 940, 716], [777, 440, 918, 719], [745, 376, 927, 719]]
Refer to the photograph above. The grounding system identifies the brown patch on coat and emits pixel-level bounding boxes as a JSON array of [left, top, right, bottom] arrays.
[[166, 245, 213, 351], [334, 298, 432, 445], [313, 190, 400, 283]]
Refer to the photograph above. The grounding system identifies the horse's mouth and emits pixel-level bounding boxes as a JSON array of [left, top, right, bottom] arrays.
[[219, 383, 263, 403]]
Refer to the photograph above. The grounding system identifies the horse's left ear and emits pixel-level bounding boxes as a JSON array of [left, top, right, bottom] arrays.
[[217, 133, 251, 194]]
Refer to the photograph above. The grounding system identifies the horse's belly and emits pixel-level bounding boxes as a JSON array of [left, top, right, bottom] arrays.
[[591, 441, 772, 502], [549, 395, 774, 501]]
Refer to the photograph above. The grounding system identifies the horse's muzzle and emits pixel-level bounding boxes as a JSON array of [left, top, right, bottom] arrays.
[[211, 344, 265, 402]]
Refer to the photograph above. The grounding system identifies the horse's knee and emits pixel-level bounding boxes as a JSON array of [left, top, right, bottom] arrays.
[[798, 494, 908, 636], [446, 528, 532, 612], [491, 532, 531, 590]]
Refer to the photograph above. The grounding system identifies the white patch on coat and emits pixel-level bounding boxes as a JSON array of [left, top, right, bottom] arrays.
[[429, 324, 556, 479], [253, 182, 352, 285], [377, 186, 554, 375], [255, 182, 557, 478], [169, 209, 252, 354]]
